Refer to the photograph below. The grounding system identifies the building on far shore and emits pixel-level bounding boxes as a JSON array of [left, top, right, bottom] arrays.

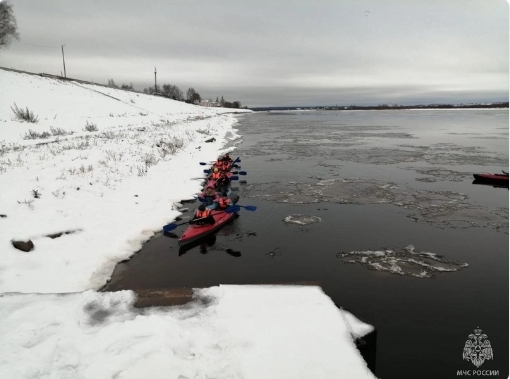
[[198, 99, 221, 107]]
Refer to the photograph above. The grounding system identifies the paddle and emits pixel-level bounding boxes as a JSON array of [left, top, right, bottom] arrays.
[[199, 158, 240, 166], [236, 205, 257, 211], [203, 169, 247, 175], [209, 175, 239, 181], [163, 208, 238, 232], [216, 205, 256, 212]]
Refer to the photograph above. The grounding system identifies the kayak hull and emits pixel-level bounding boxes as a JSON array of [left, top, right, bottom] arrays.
[[178, 210, 235, 246], [473, 173, 509, 184], [179, 194, 239, 246]]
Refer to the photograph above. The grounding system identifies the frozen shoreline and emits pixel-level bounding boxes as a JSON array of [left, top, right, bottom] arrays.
[[0, 69, 375, 378], [0, 69, 249, 293]]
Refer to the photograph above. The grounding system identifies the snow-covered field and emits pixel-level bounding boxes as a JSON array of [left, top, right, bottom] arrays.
[[0, 69, 375, 378]]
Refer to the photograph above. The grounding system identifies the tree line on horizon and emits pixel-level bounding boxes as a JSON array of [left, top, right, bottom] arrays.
[[106, 79, 243, 108]]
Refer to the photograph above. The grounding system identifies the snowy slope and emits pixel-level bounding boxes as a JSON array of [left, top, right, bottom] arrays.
[[0, 69, 248, 293]]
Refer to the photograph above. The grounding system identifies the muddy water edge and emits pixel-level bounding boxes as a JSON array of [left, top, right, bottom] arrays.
[[103, 110, 509, 379]]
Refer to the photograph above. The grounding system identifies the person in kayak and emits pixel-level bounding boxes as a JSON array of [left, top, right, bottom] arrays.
[[215, 192, 233, 210], [222, 153, 233, 164], [214, 172, 230, 189], [190, 204, 215, 225], [209, 167, 229, 189], [209, 167, 222, 181], [214, 158, 223, 169], [198, 185, 219, 205]]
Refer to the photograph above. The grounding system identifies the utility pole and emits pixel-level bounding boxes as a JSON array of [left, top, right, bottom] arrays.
[[61, 45, 67, 78], [154, 67, 157, 93]]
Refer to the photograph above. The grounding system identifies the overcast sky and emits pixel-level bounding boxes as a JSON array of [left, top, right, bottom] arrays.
[[1, 0, 508, 107]]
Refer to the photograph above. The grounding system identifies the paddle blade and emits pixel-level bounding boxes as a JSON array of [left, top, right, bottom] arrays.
[[162, 223, 178, 233], [233, 157, 241, 164], [237, 171, 247, 175], [230, 176, 239, 180], [225, 206, 241, 213], [199, 162, 207, 165], [242, 205, 257, 211], [203, 169, 211, 174]]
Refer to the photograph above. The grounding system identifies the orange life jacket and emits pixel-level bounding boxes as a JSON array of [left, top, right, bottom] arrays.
[[196, 209, 211, 218], [212, 172, 221, 180], [221, 162, 230, 171], [218, 197, 231, 208]]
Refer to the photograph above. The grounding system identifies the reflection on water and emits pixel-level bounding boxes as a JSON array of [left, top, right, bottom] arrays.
[[177, 217, 243, 257], [472, 180, 509, 190]]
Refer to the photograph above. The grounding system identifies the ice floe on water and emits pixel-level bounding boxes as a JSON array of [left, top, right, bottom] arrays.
[[283, 214, 322, 225], [243, 178, 508, 233], [336, 245, 469, 278], [400, 167, 472, 182]]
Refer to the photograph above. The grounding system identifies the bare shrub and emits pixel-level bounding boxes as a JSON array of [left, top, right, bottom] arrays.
[[75, 140, 90, 150], [84, 121, 98, 132], [17, 199, 34, 209], [104, 150, 123, 161], [0, 141, 7, 156], [23, 129, 51, 140], [78, 164, 94, 174], [101, 131, 116, 139], [11, 103, 39, 123], [137, 165, 147, 176], [142, 153, 158, 167], [50, 126, 73, 136]]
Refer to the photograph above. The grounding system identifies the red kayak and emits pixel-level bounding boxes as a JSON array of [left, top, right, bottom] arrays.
[[473, 173, 509, 184], [178, 209, 235, 246]]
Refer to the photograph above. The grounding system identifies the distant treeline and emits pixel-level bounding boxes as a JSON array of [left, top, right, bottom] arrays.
[[106, 79, 243, 108], [251, 102, 509, 111]]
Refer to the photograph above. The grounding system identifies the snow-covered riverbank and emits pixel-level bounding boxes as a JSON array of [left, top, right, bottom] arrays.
[[0, 69, 248, 293], [0, 69, 375, 378]]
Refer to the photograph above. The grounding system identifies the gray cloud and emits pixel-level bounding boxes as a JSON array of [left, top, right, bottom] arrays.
[[1, 0, 508, 106]]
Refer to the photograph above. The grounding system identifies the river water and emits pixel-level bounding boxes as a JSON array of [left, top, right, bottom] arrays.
[[105, 109, 509, 379]]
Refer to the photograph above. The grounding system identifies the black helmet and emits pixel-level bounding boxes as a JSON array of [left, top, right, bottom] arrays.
[[198, 204, 206, 211], [222, 192, 228, 197]]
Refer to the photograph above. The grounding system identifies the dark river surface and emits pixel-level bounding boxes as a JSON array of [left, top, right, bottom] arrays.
[[105, 110, 509, 379]]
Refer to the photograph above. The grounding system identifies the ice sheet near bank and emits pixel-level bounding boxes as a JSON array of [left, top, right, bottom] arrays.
[[0, 69, 375, 378], [0, 285, 375, 379]]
